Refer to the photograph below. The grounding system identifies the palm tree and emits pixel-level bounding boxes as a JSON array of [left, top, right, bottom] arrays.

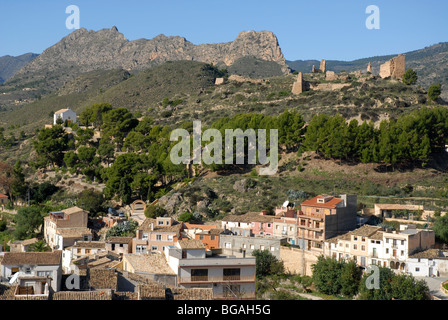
[[27, 240, 50, 252]]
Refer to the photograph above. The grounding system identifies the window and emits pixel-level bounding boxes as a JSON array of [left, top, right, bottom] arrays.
[[401, 250, 404, 256], [371, 240, 375, 244], [151, 246, 158, 251], [167, 235, 173, 241], [353, 244, 357, 250], [210, 235, 215, 241], [156, 234, 162, 241], [37, 271, 52, 277], [136, 245, 147, 253], [401, 240, 405, 246], [191, 269, 208, 281], [225, 242, 231, 248], [354, 236, 358, 241], [270, 246, 275, 251], [158, 220, 164, 225], [260, 245, 265, 250], [415, 267, 420, 272], [85, 249, 91, 255], [361, 245, 366, 251], [267, 223, 271, 228], [386, 248, 389, 254], [223, 268, 240, 280], [250, 244, 255, 250], [361, 237, 366, 242], [199, 235, 204, 240], [142, 233, 149, 240], [386, 238, 389, 244]]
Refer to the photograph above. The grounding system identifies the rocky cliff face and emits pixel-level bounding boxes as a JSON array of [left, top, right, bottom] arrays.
[[10, 27, 288, 91]]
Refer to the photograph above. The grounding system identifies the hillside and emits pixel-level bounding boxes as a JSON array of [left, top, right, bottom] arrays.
[[0, 53, 38, 83], [287, 42, 448, 100], [0, 27, 287, 104]]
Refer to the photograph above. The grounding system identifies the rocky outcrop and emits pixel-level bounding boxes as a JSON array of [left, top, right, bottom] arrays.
[[10, 27, 288, 90]]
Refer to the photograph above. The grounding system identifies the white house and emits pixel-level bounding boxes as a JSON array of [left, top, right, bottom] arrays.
[[53, 108, 77, 125], [407, 249, 448, 277], [0, 251, 63, 296], [62, 241, 107, 273], [164, 240, 256, 299]]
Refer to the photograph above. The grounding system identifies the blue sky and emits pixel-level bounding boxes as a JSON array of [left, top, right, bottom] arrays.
[[0, 0, 447, 61]]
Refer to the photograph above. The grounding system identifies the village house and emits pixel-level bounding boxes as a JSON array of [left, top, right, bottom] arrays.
[[382, 225, 435, 272], [164, 240, 256, 299], [407, 249, 448, 277], [62, 241, 107, 273], [0, 251, 63, 297], [221, 211, 274, 237], [273, 206, 299, 245], [0, 193, 8, 205], [298, 194, 357, 251], [44, 206, 90, 250], [105, 236, 133, 256], [219, 233, 282, 259], [53, 107, 77, 125], [8, 238, 39, 253], [325, 223, 435, 273], [132, 217, 182, 254], [326, 225, 382, 268], [121, 252, 177, 286]]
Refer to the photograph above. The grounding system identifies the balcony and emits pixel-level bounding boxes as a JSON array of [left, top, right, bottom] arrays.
[[178, 275, 256, 284]]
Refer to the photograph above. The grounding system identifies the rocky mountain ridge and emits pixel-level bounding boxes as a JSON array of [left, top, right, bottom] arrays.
[[7, 27, 288, 93]]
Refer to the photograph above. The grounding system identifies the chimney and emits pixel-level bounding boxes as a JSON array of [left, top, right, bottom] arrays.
[[151, 223, 154, 231]]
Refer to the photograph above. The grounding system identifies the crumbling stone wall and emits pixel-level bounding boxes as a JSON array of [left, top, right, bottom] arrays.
[[291, 72, 303, 94], [379, 54, 405, 79]]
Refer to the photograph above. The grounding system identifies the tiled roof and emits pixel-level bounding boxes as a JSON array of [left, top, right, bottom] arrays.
[[178, 240, 205, 249], [124, 253, 175, 275], [106, 236, 133, 244], [70, 241, 105, 249], [327, 225, 382, 243], [138, 218, 182, 233], [1, 251, 62, 265], [184, 223, 217, 231], [301, 195, 343, 208], [56, 227, 91, 238], [409, 249, 448, 260], [221, 211, 274, 223], [63, 206, 86, 215], [0, 193, 8, 198], [54, 108, 70, 114]]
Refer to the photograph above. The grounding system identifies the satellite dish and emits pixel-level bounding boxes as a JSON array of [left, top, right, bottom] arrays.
[[282, 200, 289, 208]]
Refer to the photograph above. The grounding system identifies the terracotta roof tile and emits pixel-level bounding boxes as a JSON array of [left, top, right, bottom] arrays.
[[1, 251, 62, 265], [301, 195, 343, 208]]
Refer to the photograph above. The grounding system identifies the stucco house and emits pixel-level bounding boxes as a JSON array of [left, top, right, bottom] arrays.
[[44, 206, 90, 250], [164, 240, 256, 299], [0, 251, 63, 297], [53, 107, 77, 125]]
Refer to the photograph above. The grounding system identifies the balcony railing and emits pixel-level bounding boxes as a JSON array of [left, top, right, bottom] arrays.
[[178, 275, 255, 284]]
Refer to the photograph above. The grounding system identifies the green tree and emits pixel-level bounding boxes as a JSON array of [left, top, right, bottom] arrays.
[[391, 274, 430, 300], [358, 266, 394, 300], [13, 207, 43, 240], [402, 69, 418, 85], [33, 125, 70, 168], [311, 256, 343, 295], [178, 211, 195, 222], [144, 205, 167, 218], [27, 240, 50, 252], [428, 83, 442, 101], [10, 161, 27, 202], [251, 249, 285, 279], [77, 189, 105, 217], [340, 259, 362, 297], [433, 215, 448, 243]]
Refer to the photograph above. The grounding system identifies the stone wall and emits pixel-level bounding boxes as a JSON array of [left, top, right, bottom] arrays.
[[280, 247, 319, 276], [379, 54, 405, 79]]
